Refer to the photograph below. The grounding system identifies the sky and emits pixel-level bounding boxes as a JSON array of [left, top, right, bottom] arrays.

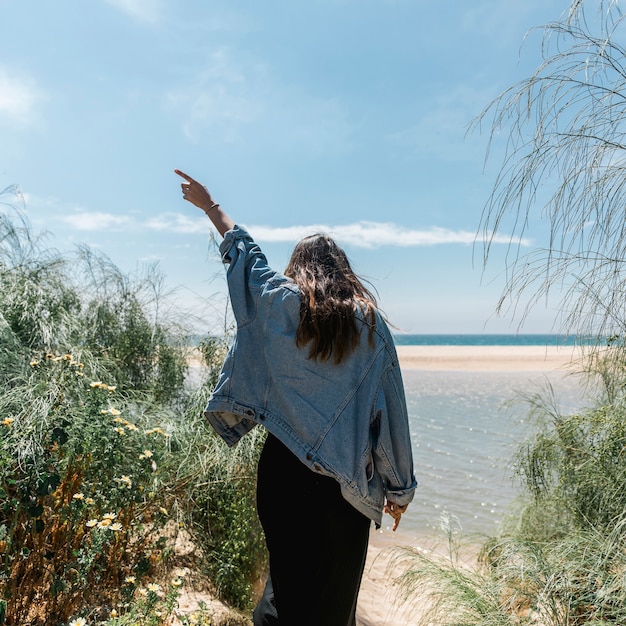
[[0, 0, 575, 335]]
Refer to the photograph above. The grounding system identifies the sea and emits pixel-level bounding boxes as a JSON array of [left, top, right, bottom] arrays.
[[393, 333, 593, 346], [387, 334, 596, 542]]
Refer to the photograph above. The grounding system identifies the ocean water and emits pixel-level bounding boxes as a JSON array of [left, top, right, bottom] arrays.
[[393, 333, 593, 346], [388, 341, 595, 541]]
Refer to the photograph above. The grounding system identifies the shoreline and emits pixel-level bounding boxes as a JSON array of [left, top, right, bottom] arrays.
[[396, 344, 586, 372], [188, 345, 589, 373]]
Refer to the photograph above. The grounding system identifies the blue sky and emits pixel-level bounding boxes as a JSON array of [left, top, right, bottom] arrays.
[[1, 0, 571, 334]]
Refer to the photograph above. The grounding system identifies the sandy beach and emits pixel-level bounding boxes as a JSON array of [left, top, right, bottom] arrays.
[[357, 529, 435, 626], [395, 344, 585, 372]]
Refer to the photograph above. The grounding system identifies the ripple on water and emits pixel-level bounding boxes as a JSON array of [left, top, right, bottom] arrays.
[[400, 369, 592, 537]]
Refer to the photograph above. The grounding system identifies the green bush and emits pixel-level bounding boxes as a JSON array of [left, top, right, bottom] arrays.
[[0, 350, 176, 624], [191, 457, 266, 611], [74, 244, 190, 405], [515, 402, 626, 536], [0, 201, 266, 624]]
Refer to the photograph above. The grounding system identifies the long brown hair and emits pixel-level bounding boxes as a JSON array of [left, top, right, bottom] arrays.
[[284, 233, 377, 364]]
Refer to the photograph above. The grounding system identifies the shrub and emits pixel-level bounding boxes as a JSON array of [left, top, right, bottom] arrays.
[[0, 200, 266, 624], [515, 402, 626, 536], [0, 351, 175, 624]]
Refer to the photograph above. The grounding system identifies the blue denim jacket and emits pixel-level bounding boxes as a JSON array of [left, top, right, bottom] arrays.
[[204, 226, 417, 525]]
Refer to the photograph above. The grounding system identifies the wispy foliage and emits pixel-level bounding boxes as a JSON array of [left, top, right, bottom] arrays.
[[472, 0, 626, 343], [393, 2, 626, 622]]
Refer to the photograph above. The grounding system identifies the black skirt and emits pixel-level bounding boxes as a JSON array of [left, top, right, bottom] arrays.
[[254, 433, 371, 626]]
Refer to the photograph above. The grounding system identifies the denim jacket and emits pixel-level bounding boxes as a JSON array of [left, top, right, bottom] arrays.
[[204, 226, 417, 525]]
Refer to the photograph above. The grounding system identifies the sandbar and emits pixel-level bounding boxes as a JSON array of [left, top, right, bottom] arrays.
[[396, 344, 586, 372]]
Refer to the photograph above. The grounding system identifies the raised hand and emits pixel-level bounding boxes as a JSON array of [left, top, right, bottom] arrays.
[[175, 169, 218, 214], [174, 169, 235, 237]]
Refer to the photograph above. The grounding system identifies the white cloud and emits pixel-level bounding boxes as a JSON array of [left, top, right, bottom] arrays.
[[54, 209, 204, 234], [61, 212, 132, 231], [245, 221, 531, 249], [0, 67, 40, 125], [57, 208, 529, 249], [102, 0, 163, 24]]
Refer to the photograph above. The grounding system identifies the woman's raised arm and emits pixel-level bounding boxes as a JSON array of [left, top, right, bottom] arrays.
[[175, 169, 235, 237]]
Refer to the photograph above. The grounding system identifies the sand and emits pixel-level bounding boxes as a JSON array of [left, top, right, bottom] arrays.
[[395, 344, 586, 372], [356, 530, 429, 626]]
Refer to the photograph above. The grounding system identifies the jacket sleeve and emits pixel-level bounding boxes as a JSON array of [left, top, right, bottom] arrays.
[[371, 364, 417, 506], [219, 225, 282, 328]]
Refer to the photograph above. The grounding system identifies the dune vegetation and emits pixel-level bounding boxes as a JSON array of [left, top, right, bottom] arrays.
[[0, 192, 266, 626]]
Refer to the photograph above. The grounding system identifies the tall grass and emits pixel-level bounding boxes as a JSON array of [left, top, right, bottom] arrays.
[[0, 195, 264, 625], [168, 372, 267, 612]]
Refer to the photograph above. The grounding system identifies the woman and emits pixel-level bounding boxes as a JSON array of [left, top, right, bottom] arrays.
[[175, 169, 417, 626]]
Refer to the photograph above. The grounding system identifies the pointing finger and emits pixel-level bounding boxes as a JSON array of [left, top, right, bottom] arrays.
[[174, 169, 195, 183]]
